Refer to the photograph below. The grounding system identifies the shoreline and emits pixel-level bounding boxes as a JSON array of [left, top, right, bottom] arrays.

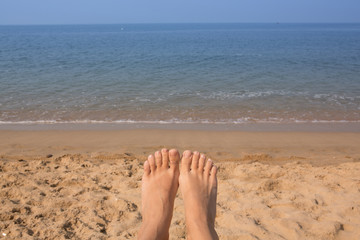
[[0, 121, 360, 132]]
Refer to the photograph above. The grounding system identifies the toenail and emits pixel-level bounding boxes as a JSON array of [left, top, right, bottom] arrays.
[[169, 149, 178, 156], [201, 154, 205, 159], [184, 150, 192, 157]]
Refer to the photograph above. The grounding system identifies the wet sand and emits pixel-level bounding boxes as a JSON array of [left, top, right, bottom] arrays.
[[0, 129, 360, 239]]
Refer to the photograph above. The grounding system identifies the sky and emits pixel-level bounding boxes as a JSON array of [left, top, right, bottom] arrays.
[[0, 0, 360, 25]]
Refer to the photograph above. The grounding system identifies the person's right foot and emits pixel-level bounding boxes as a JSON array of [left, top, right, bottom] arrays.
[[179, 150, 219, 240]]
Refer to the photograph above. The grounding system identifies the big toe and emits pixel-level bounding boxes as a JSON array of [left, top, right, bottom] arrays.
[[169, 148, 180, 171]]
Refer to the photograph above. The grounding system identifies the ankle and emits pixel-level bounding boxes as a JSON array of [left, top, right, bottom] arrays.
[[138, 222, 169, 240], [185, 218, 218, 240]]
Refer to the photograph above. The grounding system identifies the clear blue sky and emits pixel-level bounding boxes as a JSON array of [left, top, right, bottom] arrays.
[[1, 0, 359, 25]]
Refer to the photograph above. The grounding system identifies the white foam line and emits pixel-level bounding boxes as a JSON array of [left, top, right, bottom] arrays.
[[0, 119, 360, 125]]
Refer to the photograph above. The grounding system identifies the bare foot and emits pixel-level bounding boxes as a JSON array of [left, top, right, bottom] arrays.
[[179, 150, 219, 240], [138, 148, 180, 240]]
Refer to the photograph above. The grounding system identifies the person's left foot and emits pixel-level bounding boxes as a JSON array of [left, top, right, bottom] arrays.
[[138, 148, 180, 240]]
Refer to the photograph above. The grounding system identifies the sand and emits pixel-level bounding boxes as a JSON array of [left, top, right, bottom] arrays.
[[0, 129, 360, 239]]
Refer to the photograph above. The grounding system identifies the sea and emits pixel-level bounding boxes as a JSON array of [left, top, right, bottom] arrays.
[[0, 23, 359, 129]]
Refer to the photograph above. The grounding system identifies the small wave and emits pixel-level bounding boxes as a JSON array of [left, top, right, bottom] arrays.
[[130, 97, 165, 103], [197, 90, 309, 100], [313, 93, 359, 101]]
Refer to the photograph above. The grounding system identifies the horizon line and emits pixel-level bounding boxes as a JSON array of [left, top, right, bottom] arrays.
[[1, 22, 360, 26]]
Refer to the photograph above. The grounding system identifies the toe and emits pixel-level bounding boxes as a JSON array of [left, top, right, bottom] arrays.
[[169, 149, 180, 171], [155, 151, 162, 168], [143, 160, 150, 176], [161, 148, 169, 168], [181, 150, 192, 172], [204, 158, 213, 176], [198, 154, 206, 171], [148, 154, 156, 172], [210, 164, 218, 187], [191, 151, 200, 170]]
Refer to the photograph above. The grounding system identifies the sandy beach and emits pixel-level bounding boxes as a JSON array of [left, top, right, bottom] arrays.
[[0, 128, 359, 239], [1, 3, 360, 238]]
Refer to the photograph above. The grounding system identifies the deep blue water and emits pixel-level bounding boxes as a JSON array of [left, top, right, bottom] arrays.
[[0, 23, 359, 123]]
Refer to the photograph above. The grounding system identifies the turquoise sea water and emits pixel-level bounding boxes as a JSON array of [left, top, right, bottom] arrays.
[[0, 23, 359, 124]]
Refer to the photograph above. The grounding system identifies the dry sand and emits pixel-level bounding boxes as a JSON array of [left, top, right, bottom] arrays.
[[0, 129, 359, 239]]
